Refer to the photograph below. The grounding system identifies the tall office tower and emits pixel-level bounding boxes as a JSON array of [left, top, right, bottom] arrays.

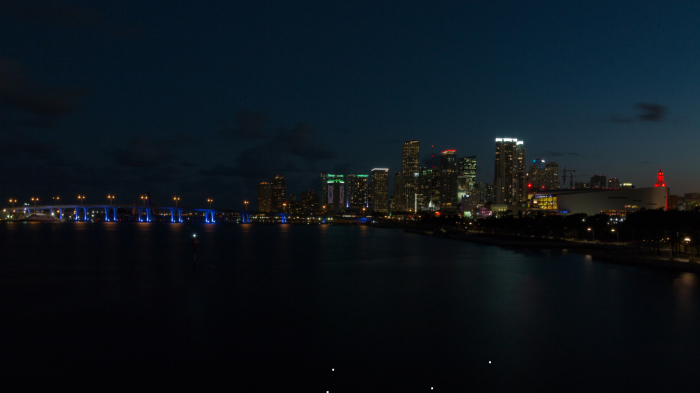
[[271, 175, 286, 212], [515, 142, 527, 203], [320, 173, 328, 204], [420, 167, 439, 211], [300, 190, 320, 214], [494, 138, 526, 205], [371, 168, 389, 213], [394, 171, 404, 211], [457, 156, 477, 194], [347, 174, 369, 210], [528, 158, 546, 191], [590, 175, 606, 189], [544, 162, 560, 190], [323, 174, 345, 212], [257, 182, 273, 212], [608, 177, 620, 189], [440, 150, 458, 209], [401, 140, 420, 212]]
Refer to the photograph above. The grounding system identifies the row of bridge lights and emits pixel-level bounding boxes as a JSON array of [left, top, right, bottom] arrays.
[[9, 196, 251, 209]]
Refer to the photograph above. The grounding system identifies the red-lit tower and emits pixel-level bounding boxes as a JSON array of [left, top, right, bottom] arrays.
[[654, 167, 666, 188]]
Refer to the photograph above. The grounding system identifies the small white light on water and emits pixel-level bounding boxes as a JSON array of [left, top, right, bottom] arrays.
[[332, 368, 334, 371], [489, 361, 492, 364]]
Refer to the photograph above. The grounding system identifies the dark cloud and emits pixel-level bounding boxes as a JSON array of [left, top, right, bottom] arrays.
[[201, 121, 333, 183], [636, 103, 666, 122], [607, 103, 667, 124], [544, 151, 566, 157], [0, 58, 87, 124], [218, 109, 269, 141], [112, 134, 198, 168], [0, 0, 139, 39]]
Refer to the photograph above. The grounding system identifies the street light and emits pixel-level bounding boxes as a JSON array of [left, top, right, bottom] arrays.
[[587, 227, 594, 242], [107, 195, 115, 205], [173, 196, 180, 207], [31, 197, 39, 207], [244, 200, 249, 211], [52, 196, 60, 203], [207, 198, 213, 208], [611, 228, 619, 244], [141, 195, 147, 206], [78, 195, 85, 205], [9, 199, 17, 207], [283, 203, 287, 214], [363, 207, 366, 218]]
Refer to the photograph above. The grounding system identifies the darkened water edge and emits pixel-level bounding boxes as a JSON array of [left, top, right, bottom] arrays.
[[1, 222, 698, 391]]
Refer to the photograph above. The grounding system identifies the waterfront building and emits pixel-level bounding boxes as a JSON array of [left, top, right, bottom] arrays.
[[544, 162, 560, 190], [608, 177, 620, 189], [457, 156, 477, 202], [420, 167, 439, 211], [528, 158, 546, 191], [621, 182, 634, 189], [400, 140, 420, 212], [323, 174, 345, 212], [257, 182, 273, 212], [271, 175, 286, 213], [346, 174, 369, 210], [494, 138, 526, 205], [440, 150, 458, 210], [301, 190, 320, 214], [590, 175, 606, 189], [394, 171, 403, 211], [371, 168, 389, 213]]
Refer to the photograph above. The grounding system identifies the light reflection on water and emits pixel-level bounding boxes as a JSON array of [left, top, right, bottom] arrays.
[[1, 223, 699, 391]]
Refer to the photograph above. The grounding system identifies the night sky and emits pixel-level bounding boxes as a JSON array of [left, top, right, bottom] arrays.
[[2, 0, 700, 209]]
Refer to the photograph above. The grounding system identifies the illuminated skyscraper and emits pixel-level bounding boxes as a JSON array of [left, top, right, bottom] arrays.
[[494, 138, 526, 205], [323, 174, 345, 212], [590, 175, 606, 189], [271, 175, 286, 212], [371, 168, 389, 213], [457, 155, 476, 201], [440, 150, 458, 209], [608, 177, 620, 189], [394, 171, 403, 210], [544, 162, 560, 190], [301, 190, 320, 214], [257, 182, 273, 212], [347, 174, 369, 210], [419, 167, 439, 211], [400, 140, 420, 212]]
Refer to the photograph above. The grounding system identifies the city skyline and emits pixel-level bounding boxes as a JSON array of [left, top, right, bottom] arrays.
[[2, 1, 700, 207]]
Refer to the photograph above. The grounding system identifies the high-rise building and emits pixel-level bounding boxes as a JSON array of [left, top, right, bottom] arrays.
[[457, 156, 477, 200], [400, 140, 420, 212], [371, 168, 389, 213], [347, 174, 369, 210], [257, 182, 273, 212], [301, 190, 320, 214], [440, 150, 458, 209], [420, 167, 439, 211], [608, 177, 620, 189], [544, 162, 560, 190], [590, 175, 606, 189], [528, 158, 546, 191], [394, 171, 403, 211], [271, 175, 286, 212], [494, 138, 526, 205], [323, 174, 345, 212]]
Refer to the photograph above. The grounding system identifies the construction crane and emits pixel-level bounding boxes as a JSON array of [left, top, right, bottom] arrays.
[[562, 168, 576, 189]]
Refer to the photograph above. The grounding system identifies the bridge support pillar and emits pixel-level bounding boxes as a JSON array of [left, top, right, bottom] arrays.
[[138, 208, 142, 222], [104, 208, 110, 221], [170, 210, 174, 223], [113, 208, 118, 221], [83, 208, 88, 221], [178, 210, 182, 222], [146, 209, 151, 222], [211, 211, 215, 223]]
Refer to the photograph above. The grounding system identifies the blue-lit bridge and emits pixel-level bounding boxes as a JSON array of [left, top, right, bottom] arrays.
[[2, 204, 285, 223]]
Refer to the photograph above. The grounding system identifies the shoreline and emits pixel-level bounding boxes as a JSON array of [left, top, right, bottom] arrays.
[[406, 228, 700, 274]]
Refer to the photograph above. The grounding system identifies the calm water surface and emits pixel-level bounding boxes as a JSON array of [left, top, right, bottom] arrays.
[[2, 223, 699, 391]]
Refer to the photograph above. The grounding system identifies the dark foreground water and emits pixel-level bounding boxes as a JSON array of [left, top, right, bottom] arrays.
[[1, 223, 699, 391]]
